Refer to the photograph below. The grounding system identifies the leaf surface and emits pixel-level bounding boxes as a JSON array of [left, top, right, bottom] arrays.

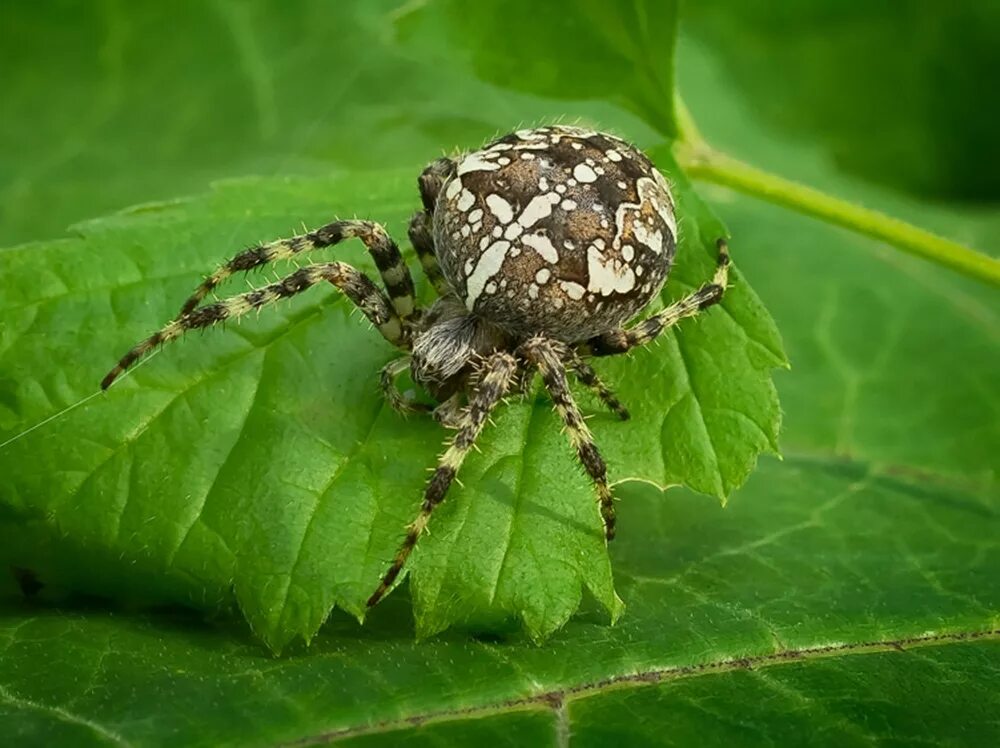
[[0, 1, 784, 649], [1, 456, 998, 745], [1, 0, 998, 744], [0, 157, 780, 648]]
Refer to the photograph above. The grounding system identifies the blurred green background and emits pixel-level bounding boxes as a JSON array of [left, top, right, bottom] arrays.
[[685, 0, 1000, 202], [2, 0, 998, 247]]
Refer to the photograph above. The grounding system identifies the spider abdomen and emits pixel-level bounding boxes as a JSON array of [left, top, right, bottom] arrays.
[[433, 126, 678, 341]]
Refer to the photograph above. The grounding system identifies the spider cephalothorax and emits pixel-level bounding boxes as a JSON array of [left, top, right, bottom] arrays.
[[103, 125, 729, 608]]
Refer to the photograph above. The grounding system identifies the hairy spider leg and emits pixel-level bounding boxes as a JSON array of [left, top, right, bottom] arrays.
[[407, 212, 450, 296], [521, 337, 618, 542], [378, 359, 466, 424], [417, 157, 456, 213], [431, 393, 465, 429], [584, 239, 731, 356], [407, 156, 457, 298], [379, 357, 433, 416], [367, 351, 518, 608], [565, 351, 630, 421], [178, 220, 418, 320], [102, 262, 402, 390]]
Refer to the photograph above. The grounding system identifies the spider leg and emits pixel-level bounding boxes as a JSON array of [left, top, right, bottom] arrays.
[[367, 351, 517, 608], [432, 392, 465, 429], [408, 211, 450, 296], [380, 358, 467, 424], [565, 351, 630, 420], [179, 220, 418, 321], [584, 239, 731, 357], [102, 261, 402, 390], [407, 156, 456, 297], [520, 337, 618, 541], [418, 157, 456, 213], [379, 357, 433, 416]]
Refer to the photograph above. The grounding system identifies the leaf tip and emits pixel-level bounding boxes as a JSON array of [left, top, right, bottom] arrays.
[[608, 593, 626, 625]]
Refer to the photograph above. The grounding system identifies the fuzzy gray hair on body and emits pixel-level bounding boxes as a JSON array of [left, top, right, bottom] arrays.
[[410, 297, 512, 385]]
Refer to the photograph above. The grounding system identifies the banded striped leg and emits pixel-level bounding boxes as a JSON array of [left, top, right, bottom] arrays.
[[521, 337, 618, 541], [431, 393, 464, 429], [417, 157, 456, 213], [566, 352, 630, 420], [586, 239, 731, 357], [380, 357, 432, 416], [179, 220, 417, 320], [102, 262, 401, 389], [380, 357, 464, 423], [367, 351, 518, 608], [408, 212, 449, 296]]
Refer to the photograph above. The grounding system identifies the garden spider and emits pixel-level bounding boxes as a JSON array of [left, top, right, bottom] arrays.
[[102, 125, 730, 608]]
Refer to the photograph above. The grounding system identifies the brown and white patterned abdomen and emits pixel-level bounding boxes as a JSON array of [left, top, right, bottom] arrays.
[[433, 125, 677, 341]]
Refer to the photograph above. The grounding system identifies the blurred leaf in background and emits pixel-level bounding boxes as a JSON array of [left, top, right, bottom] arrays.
[[683, 0, 1000, 202], [0, 0, 998, 745], [0, 0, 662, 246]]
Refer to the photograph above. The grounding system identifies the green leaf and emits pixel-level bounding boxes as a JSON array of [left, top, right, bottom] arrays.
[[0, 153, 780, 649], [0, 1, 784, 649], [1, 459, 998, 744], [3, 0, 997, 743]]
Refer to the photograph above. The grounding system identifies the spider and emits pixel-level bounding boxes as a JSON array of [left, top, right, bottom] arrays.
[[102, 125, 730, 609]]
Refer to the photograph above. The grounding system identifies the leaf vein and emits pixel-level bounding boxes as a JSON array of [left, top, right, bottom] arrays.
[[284, 628, 1000, 746], [0, 684, 132, 747]]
